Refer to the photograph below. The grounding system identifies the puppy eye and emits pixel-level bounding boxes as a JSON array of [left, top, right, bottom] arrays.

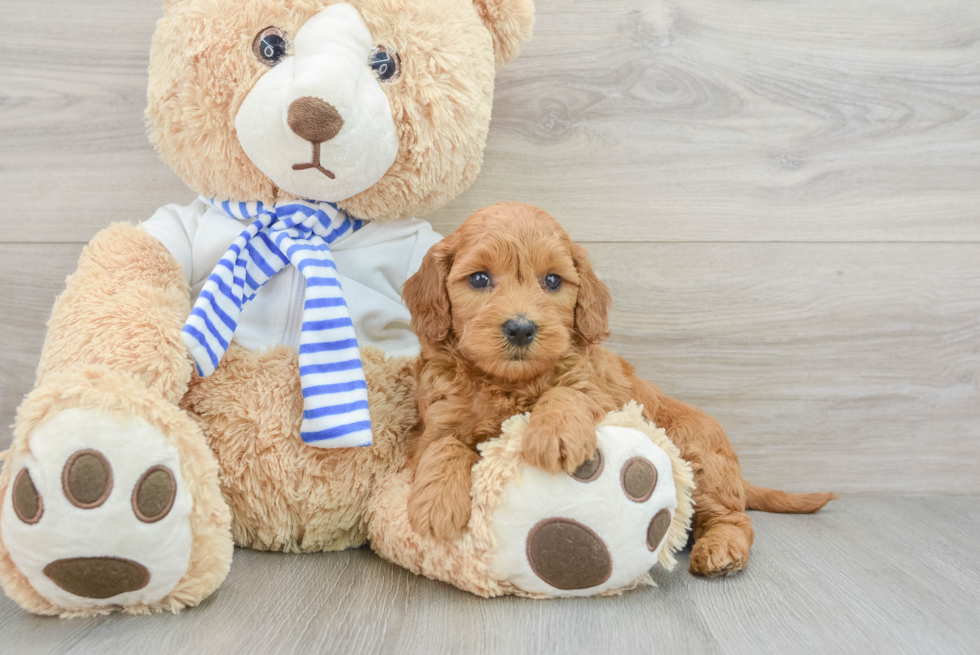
[[369, 45, 400, 83], [544, 274, 562, 291], [469, 272, 491, 289], [253, 27, 290, 67]]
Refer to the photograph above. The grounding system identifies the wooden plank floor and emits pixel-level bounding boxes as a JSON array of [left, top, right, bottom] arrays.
[[2, 0, 978, 495], [1, 496, 977, 655]]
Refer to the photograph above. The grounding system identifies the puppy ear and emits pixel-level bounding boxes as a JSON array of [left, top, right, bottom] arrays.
[[404, 236, 457, 348], [571, 243, 612, 345], [473, 0, 535, 66]]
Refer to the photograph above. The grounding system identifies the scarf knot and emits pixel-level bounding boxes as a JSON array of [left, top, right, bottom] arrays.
[[182, 198, 372, 448]]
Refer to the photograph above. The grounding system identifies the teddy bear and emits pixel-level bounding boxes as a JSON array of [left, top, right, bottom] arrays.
[[0, 0, 696, 616]]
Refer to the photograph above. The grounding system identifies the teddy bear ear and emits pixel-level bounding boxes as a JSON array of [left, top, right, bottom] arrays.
[[473, 0, 535, 66]]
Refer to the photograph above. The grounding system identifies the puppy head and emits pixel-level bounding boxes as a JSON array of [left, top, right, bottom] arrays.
[[404, 202, 611, 382]]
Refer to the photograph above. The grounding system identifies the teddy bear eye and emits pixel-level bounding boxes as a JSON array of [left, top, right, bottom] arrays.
[[369, 46, 400, 83], [544, 274, 562, 291], [253, 27, 290, 67]]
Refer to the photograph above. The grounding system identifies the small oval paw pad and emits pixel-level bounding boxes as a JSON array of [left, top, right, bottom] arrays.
[[571, 447, 604, 482], [621, 456, 658, 503], [62, 449, 113, 509], [132, 466, 177, 523], [12, 468, 43, 524], [647, 509, 671, 552]]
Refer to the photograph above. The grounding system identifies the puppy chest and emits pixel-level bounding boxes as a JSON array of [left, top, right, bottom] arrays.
[[467, 390, 538, 444]]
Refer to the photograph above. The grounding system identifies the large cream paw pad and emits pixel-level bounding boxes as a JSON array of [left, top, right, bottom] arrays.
[[490, 423, 679, 596], [1, 409, 193, 609]]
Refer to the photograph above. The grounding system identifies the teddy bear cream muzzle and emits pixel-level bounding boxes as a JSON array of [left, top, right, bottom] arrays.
[[235, 3, 400, 203]]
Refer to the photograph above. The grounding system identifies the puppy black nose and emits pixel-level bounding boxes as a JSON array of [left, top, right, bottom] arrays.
[[502, 318, 537, 347], [288, 96, 344, 143]]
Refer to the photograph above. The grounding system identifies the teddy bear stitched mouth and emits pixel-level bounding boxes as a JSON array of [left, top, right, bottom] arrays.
[[292, 142, 337, 180]]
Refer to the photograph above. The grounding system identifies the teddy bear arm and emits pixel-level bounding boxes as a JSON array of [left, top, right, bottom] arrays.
[[37, 223, 194, 404], [1, 222, 234, 616]]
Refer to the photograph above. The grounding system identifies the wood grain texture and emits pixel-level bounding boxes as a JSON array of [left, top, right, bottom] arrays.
[[428, 0, 980, 241], [0, 244, 84, 435], [1, 496, 977, 654], [1, 2, 979, 647], [0, 0, 978, 243], [2, 242, 977, 494]]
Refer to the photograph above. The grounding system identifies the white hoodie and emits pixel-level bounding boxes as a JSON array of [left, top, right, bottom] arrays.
[[141, 197, 442, 358]]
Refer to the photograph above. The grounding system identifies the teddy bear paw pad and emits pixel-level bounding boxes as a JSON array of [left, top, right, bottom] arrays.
[[1, 408, 193, 609], [490, 425, 678, 597]]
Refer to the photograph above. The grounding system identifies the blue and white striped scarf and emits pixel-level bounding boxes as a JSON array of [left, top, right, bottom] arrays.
[[182, 198, 372, 448]]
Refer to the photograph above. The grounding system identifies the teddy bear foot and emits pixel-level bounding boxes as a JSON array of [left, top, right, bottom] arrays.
[[368, 402, 695, 598], [0, 367, 232, 616], [489, 420, 684, 596]]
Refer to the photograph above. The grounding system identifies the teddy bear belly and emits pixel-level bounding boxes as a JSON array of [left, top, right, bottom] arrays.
[[180, 342, 418, 553]]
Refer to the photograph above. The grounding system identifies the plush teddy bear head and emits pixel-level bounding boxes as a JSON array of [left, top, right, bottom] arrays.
[[147, 0, 533, 220]]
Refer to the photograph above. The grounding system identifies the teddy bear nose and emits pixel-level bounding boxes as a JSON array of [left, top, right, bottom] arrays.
[[502, 318, 537, 347], [287, 97, 344, 143]]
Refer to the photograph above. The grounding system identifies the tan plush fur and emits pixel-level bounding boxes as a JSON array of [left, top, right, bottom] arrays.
[[473, 0, 535, 65], [148, 0, 532, 220], [368, 404, 695, 598], [403, 203, 837, 575], [36, 223, 194, 404], [181, 344, 419, 552]]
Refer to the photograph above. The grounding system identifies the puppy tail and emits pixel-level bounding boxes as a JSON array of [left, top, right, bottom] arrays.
[[743, 479, 838, 514]]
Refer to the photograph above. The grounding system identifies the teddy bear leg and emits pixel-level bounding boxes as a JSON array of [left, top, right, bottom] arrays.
[[181, 344, 419, 554], [368, 404, 695, 598], [0, 225, 232, 616]]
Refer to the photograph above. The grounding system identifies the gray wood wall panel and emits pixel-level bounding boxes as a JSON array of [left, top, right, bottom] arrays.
[[431, 0, 980, 242], [2, 242, 977, 494], [0, 1, 978, 491], [1, 0, 978, 243]]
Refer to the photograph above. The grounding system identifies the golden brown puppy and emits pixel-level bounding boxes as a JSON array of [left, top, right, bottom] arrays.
[[403, 202, 836, 576]]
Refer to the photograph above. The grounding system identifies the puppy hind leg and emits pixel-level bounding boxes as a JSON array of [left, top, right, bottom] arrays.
[[631, 384, 754, 576], [686, 447, 755, 577]]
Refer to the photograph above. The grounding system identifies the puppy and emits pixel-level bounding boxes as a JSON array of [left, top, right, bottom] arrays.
[[403, 202, 836, 576]]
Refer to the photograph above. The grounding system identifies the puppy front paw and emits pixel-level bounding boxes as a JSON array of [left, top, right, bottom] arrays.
[[522, 411, 598, 475], [407, 477, 472, 542]]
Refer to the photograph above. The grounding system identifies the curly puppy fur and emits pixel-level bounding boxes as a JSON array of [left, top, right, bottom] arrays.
[[403, 202, 837, 576]]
